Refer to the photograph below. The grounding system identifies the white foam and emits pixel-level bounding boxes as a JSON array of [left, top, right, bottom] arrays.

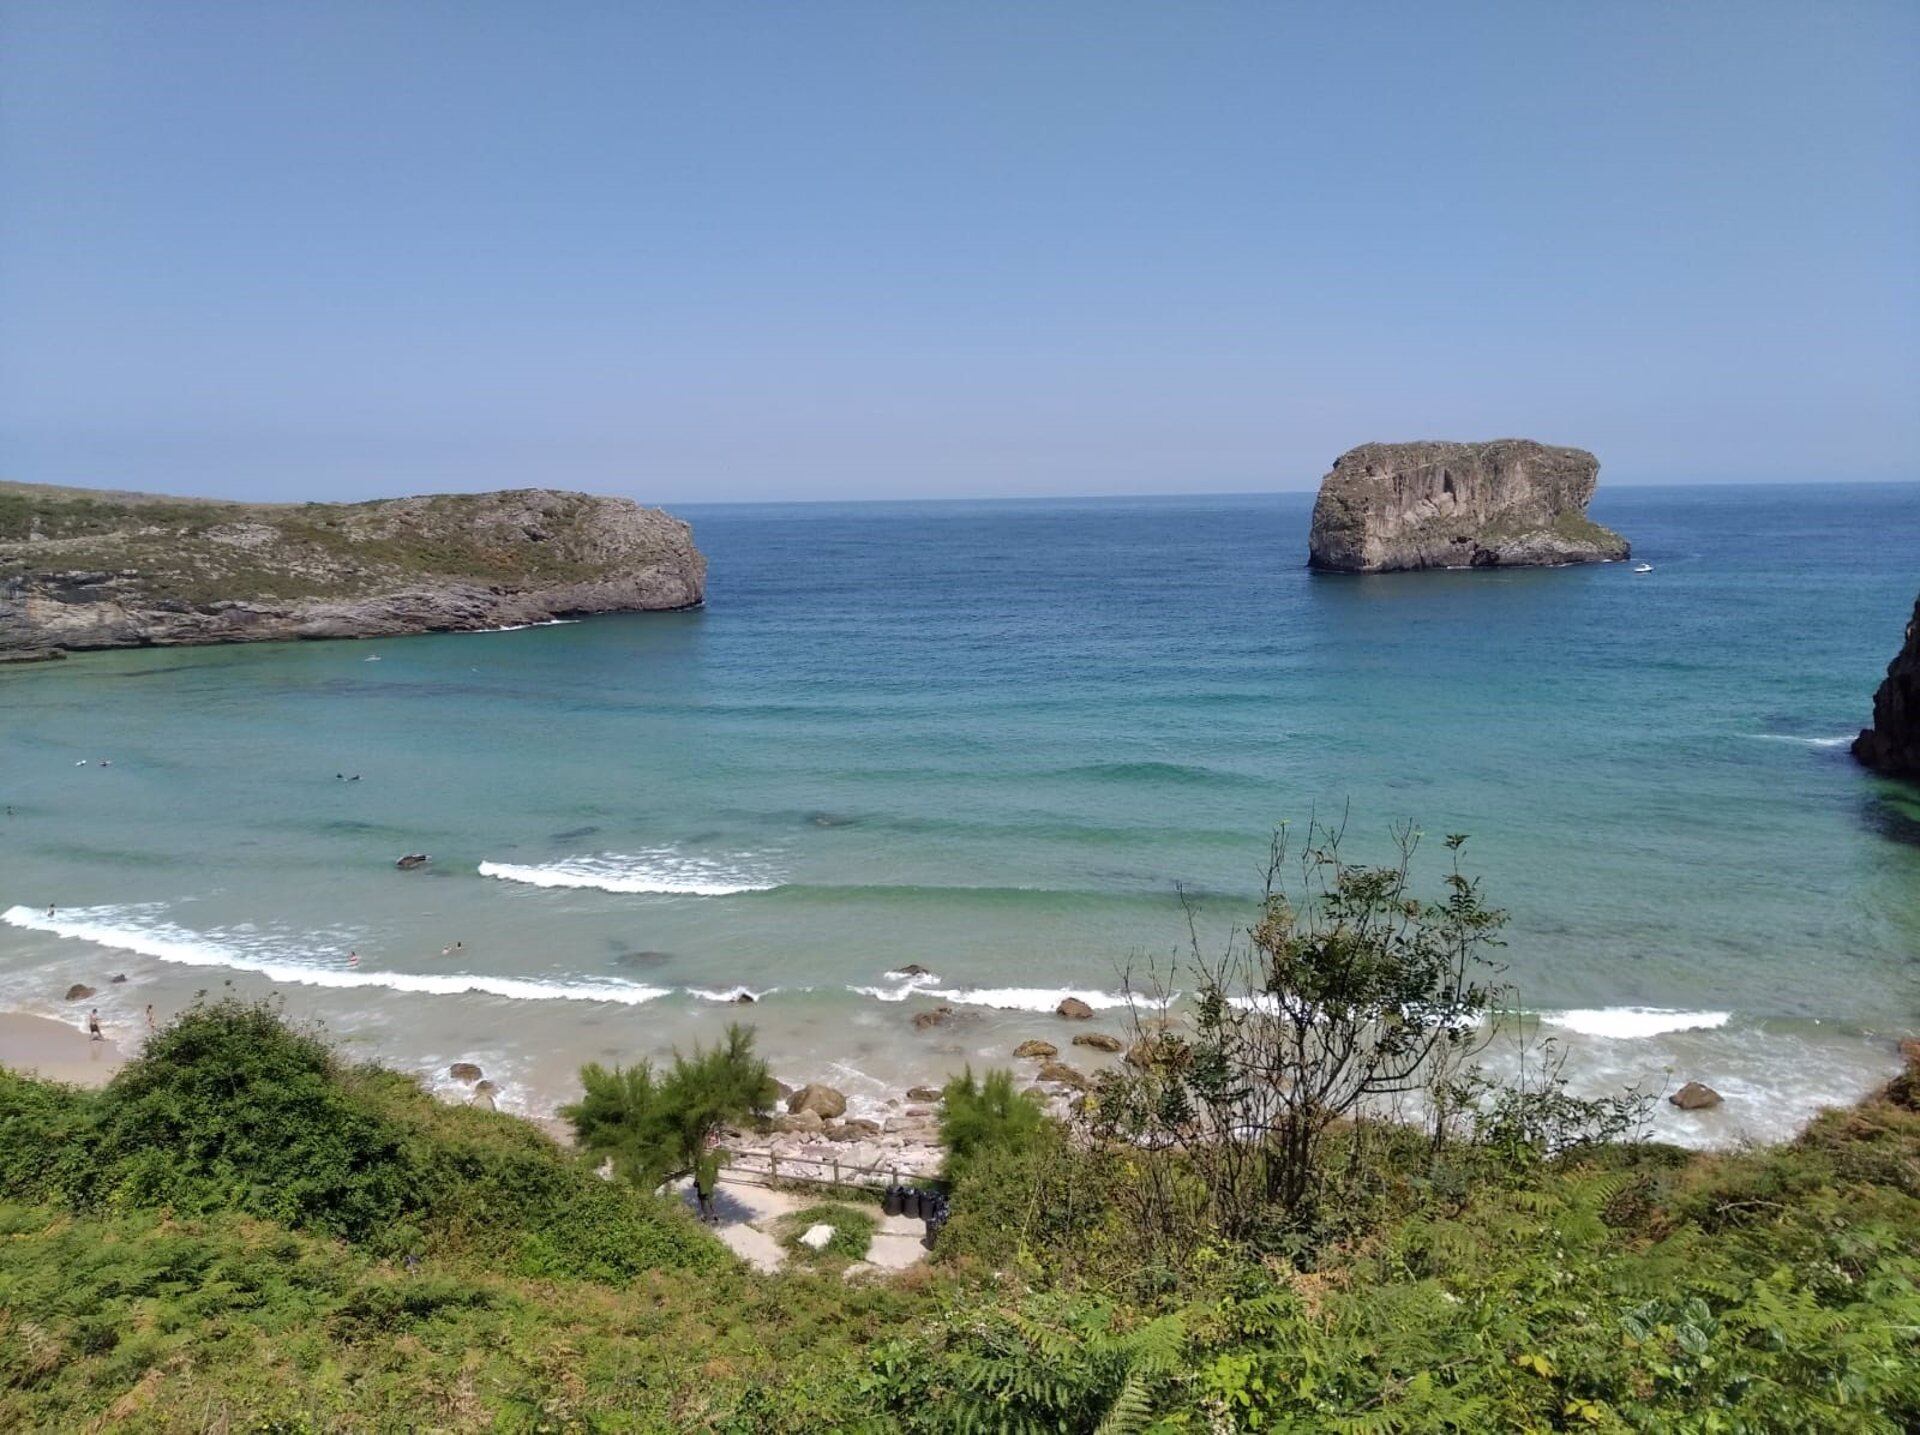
[[479, 619, 581, 633], [478, 850, 779, 897], [1750, 733, 1854, 749], [1542, 1007, 1732, 1039], [1, 905, 670, 1007], [685, 985, 778, 1003], [848, 976, 1145, 1012]]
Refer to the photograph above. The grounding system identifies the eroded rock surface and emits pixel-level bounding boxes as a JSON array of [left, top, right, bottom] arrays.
[[1307, 440, 1628, 573], [0, 481, 704, 655], [1854, 595, 1920, 781]]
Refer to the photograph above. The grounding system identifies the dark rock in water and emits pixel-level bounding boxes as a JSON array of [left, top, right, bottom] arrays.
[[911, 1005, 954, 1030], [64, 983, 96, 1001], [1012, 1039, 1058, 1059], [448, 1062, 483, 1083], [1072, 1032, 1125, 1053], [550, 825, 600, 841], [1055, 997, 1094, 1020], [395, 853, 430, 870], [473, 1079, 497, 1095], [1854, 595, 1920, 781], [730, 991, 756, 1004], [890, 963, 933, 977], [109, 973, 128, 984], [1036, 1060, 1090, 1090], [613, 949, 673, 966], [1307, 440, 1630, 573], [1669, 1081, 1723, 1110]]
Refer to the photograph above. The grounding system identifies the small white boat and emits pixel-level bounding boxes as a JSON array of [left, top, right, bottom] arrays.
[[1633, 563, 1653, 574]]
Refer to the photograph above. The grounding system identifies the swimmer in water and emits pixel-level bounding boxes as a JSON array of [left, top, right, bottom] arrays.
[[347, 950, 360, 969], [440, 940, 464, 956]]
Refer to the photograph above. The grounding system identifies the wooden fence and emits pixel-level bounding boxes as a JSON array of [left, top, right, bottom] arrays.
[[717, 1148, 939, 1194]]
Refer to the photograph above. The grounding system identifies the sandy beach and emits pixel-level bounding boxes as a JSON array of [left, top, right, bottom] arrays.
[[0, 1010, 126, 1087]]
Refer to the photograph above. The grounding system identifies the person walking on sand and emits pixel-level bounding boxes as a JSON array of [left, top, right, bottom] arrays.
[[145, 1003, 156, 1034], [86, 1009, 103, 1042]]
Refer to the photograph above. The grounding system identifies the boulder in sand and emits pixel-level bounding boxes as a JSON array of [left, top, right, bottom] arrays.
[[776, 1109, 826, 1134], [64, 984, 96, 1002], [1013, 1039, 1058, 1059], [1669, 1082, 1723, 1111], [448, 1062, 484, 1083], [1073, 1032, 1125, 1053], [788, 1083, 848, 1119], [1055, 997, 1094, 1020]]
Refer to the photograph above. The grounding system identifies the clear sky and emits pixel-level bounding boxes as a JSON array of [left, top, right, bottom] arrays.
[[2, 2, 1915, 504]]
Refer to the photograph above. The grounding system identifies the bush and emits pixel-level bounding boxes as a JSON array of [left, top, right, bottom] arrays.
[[939, 1068, 1044, 1180], [0, 999, 725, 1278]]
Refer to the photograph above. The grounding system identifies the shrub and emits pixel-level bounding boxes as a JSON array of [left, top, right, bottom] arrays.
[[939, 1068, 1044, 1180]]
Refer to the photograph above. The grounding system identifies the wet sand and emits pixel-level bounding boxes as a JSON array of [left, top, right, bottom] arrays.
[[0, 1010, 125, 1086]]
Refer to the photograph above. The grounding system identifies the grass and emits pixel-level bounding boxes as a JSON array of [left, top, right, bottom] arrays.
[[776, 1203, 880, 1269], [2, 998, 1916, 1430]]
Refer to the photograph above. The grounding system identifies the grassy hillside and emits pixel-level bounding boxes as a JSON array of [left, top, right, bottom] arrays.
[[2, 1000, 1917, 1431], [0, 481, 680, 605]]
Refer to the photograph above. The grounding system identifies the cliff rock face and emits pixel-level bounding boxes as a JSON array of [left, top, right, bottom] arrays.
[[1307, 440, 1629, 573], [1854, 595, 1920, 781], [0, 482, 704, 656]]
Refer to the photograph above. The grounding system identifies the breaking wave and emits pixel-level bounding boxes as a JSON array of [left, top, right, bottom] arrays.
[[477, 850, 780, 896]]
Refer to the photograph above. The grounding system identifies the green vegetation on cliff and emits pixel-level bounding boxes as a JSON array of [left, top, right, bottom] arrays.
[[2, 872, 1917, 1430]]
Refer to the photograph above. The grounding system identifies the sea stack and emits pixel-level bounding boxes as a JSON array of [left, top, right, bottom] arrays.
[[0, 483, 705, 656], [1307, 439, 1629, 573], [1853, 594, 1920, 781]]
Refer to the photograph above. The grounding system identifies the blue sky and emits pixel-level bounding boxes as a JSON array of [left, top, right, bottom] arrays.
[[2, 2, 1915, 503]]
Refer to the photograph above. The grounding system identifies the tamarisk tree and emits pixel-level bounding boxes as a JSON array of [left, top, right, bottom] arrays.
[[1089, 819, 1507, 1253]]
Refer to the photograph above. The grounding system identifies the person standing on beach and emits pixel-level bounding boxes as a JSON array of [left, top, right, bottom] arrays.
[[145, 1004, 156, 1034], [86, 1009, 103, 1042]]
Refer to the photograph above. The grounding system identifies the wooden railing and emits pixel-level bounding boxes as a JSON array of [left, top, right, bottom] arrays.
[[717, 1148, 938, 1194]]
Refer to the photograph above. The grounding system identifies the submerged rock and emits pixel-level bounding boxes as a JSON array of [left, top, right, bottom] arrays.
[[448, 1062, 483, 1083], [1072, 1032, 1125, 1053], [1670, 1081, 1723, 1111], [911, 1006, 955, 1030], [1055, 997, 1094, 1020], [1854, 595, 1920, 781], [1307, 440, 1629, 573], [1012, 1039, 1058, 1059], [905, 1085, 943, 1103], [1036, 1060, 1090, 1090], [64, 983, 95, 1002]]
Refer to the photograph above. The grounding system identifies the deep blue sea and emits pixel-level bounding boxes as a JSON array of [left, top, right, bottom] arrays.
[[3, 483, 1916, 1141]]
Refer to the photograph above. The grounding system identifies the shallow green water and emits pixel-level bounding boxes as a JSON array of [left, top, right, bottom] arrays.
[[3, 484, 1916, 1140]]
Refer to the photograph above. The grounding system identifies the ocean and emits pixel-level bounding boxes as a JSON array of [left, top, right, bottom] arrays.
[[3, 482, 1916, 1142]]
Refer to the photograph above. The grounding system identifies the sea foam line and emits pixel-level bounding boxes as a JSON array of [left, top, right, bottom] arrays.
[[1540, 1007, 1732, 1039], [477, 850, 779, 897], [1, 905, 670, 1006], [1749, 733, 1854, 749], [848, 972, 1146, 1012]]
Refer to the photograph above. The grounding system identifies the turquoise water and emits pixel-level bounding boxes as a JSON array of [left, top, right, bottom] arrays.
[[3, 483, 1917, 1139]]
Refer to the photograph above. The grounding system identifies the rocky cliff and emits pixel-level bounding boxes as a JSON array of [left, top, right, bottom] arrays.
[[1307, 439, 1630, 573], [0, 482, 704, 657], [1853, 594, 1920, 781]]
